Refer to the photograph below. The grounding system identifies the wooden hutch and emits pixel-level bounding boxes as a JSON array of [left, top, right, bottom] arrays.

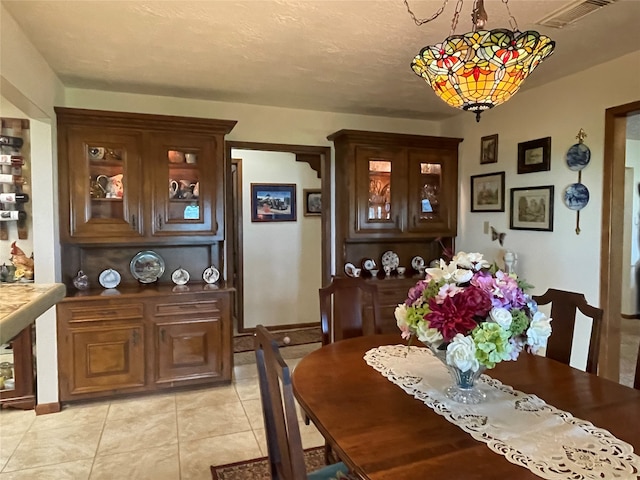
[[55, 108, 236, 402], [328, 129, 462, 332]]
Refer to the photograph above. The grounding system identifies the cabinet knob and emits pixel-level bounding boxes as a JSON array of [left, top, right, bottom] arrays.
[[131, 214, 136, 229], [157, 215, 163, 229], [132, 330, 139, 346]]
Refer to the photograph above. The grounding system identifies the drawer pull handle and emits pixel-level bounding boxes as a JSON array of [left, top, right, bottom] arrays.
[[160, 329, 166, 342], [157, 215, 163, 229], [132, 330, 139, 346], [131, 214, 136, 229]]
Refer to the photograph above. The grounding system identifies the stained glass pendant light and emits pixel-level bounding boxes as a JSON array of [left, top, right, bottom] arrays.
[[406, 0, 555, 121]]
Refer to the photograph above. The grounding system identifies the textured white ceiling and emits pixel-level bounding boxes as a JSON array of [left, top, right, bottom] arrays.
[[3, 0, 640, 121]]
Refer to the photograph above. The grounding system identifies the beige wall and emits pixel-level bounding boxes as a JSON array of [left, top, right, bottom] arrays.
[[441, 50, 640, 369], [234, 149, 321, 329]]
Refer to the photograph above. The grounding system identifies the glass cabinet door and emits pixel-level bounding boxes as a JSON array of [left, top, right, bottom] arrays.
[[354, 146, 404, 235], [67, 129, 143, 239], [151, 134, 219, 237], [406, 148, 456, 235]]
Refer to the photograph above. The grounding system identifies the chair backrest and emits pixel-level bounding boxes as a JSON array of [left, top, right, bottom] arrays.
[[532, 288, 603, 374], [319, 276, 382, 345], [254, 325, 307, 480], [634, 342, 640, 390]]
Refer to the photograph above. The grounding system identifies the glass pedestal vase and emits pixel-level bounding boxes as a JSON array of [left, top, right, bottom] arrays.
[[444, 365, 486, 404]]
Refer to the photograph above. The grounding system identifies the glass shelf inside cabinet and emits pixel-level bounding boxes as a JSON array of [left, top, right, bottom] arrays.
[[88, 145, 125, 220], [419, 163, 441, 220], [167, 149, 201, 221], [368, 160, 391, 221]]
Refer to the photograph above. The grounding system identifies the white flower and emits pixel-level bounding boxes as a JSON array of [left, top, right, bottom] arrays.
[[526, 311, 552, 354], [446, 334, 479, 372], [416, 322, 443, 346], [489, 307, 513, 330], [394, 304, 412, 340], [426, 259, 473, 285], [452, 252, 490, 271]]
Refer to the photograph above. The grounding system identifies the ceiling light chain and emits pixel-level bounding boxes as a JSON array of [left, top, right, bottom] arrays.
[[407, 0, 555, 121], [402, 0, 450, 26], [501, 0, 520, 31]]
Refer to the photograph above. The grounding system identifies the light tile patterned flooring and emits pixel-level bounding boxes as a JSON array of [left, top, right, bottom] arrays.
[[1, 328, 639, 480], [0, 344, 323, 480]]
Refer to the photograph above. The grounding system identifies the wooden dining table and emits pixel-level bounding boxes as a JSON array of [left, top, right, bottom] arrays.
[[291, 334, 640, 480]]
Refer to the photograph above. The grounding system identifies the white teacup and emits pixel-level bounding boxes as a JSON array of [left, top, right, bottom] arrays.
[[397, 266, 406, 276], [383, 265, 392, 276], [353, 268, 362, 277]]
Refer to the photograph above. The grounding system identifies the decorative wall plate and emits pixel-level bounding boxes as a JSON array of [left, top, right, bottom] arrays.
[[564, 183, 590, 211], [565, 143, 591, 171], [99, 268, 121, 289], [381, 251, 399, 270], [130, 250, 165, 284], [171, 267, 190, 286], [203, 266, 220, 284]]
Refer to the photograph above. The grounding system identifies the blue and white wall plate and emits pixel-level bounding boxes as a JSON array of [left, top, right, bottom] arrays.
[[565, 143, 591, 171], [564, 183, 590, 210]]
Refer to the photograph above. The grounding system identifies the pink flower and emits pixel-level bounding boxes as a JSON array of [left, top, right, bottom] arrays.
[[494, 271, 527, 309], [459, 285, 492, 317], [435, 284, 463, 303]]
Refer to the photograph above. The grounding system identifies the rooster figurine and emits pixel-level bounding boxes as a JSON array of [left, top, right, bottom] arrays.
[[10, 241, 34, 280]]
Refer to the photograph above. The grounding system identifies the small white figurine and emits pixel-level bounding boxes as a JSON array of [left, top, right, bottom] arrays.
[[503, 250, 517, 275]]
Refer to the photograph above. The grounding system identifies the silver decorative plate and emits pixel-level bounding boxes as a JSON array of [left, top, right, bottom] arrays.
[[203, 266, 220, 284], [130, 250, 165, 284]]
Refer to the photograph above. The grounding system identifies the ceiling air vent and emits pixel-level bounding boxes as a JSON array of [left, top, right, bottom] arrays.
[[536, 0, 619, 29]]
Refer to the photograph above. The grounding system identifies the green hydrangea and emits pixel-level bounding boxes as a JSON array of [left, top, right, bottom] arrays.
[[406, 304, 430, 329], [423, 279, 446, 300], [472, 322, 512, 369], [509, 309, 529, 336]]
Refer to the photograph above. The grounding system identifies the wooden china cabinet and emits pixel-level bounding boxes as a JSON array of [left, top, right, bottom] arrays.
[[55, 108, 237, 403], [328, 130, 462, 332]]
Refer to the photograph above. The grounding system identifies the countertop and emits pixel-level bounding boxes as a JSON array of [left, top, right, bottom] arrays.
[[0, 282, 66, 344]]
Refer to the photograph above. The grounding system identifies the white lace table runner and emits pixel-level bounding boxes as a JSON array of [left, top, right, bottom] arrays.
[[364, 345, 640, 480]]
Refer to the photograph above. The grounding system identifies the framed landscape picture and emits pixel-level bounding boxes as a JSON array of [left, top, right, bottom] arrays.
[[251, 183, 297, 222], [510, 185, 554, 231], [470, 172, 505, 212], [518, 137, 551, 174], [303, 189, 322, 216], [480, 134, 498, 164]]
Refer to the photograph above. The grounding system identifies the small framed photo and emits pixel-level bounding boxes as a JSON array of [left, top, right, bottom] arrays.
[[470, 172, 505, 212], [510, 185, 554, 231], [303, 189, 322, 216], [251, 183, 297, 222], [518, 137, 551, 174], [480, 134, 498, 164]]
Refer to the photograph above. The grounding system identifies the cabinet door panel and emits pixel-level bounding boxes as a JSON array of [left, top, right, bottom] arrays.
[[68, 325, 145, 395], [406, 148, 457, 236], [66, 128, 144, 239], [150, 134, 220, 237], [154, 318, 223, 384], [353, 146, 405, 237]]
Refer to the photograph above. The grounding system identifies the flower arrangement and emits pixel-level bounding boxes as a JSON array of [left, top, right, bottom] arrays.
[[394, 252, 552, 373]]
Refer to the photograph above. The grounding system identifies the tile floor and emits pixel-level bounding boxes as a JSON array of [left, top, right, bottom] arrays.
[[1, 328, 639, 480], [0, 343, 323, 480]]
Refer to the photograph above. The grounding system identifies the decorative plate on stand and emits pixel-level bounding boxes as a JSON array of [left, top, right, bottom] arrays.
[[381, 251, 399, 270], [99, 268, 121, 289], [130, 250, 165, 284], [171, 267, 190, 286], [203, 266, 220, 284]]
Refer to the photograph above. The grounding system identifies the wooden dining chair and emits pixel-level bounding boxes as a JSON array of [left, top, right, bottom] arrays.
[[532, 288, 603, 374], [254, 325, 353, 480], [319, 277, 382, 345]]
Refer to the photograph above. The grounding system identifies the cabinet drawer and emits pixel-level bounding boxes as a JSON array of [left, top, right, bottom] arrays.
[[152, 297, 222, 317], [60, 303, 144, 324]]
